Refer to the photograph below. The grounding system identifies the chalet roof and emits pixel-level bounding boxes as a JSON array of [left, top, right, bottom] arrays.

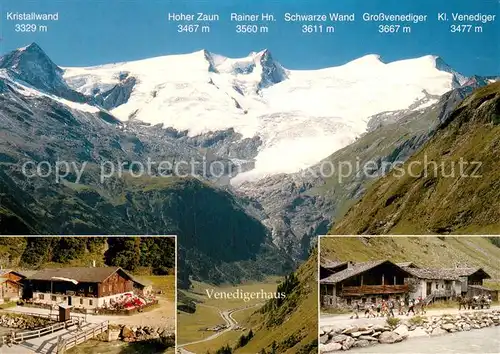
[[396, 262, 419, 268], [320, 260, 409, 284], [402, 267, 491, 280], [0, 269, 26, 278], [27, 267, 134, 284], [129, 275, 152, 288], [403, 267, 459, 281], [321, 260, 348, 269], [16, 270, 38, 278], [449, 268, 491, 279]]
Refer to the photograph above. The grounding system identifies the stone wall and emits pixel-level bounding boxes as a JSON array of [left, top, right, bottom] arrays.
[[0, 314, 54, 330], [320, 310, 500, 353], [98, 324, 175, 348]]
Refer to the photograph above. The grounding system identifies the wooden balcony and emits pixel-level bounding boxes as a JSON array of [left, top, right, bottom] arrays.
[[341, 284, 408, 296]]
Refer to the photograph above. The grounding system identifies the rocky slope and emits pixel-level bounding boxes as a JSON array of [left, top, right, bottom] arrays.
[[0, 169, 291, 286], [331, 82, 500, 235]]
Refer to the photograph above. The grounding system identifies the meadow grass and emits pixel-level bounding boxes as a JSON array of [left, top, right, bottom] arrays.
[[177, 277, 282, 351]]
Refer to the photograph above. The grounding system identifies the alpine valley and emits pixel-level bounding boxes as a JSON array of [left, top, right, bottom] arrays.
[[1, 42, 500, 353], [0, 43, 499, 286]]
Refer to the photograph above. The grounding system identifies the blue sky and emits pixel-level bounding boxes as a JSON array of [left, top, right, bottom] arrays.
[[0, 0, 498, 75]]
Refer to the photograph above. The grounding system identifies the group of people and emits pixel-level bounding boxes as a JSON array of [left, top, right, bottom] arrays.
[[349, 297, 426, 319], [459, 294, 493, 310]]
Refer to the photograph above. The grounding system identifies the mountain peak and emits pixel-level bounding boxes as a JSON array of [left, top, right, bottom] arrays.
[[253, 49, 287, 89], [252, 49, 271, 58], [0, 42, 59, 73], [347, 54, 384, 66], [434, 55, 451, 71], [431, 55, 469, 87], [20, 42, 45, 53], [202, 48, 287, 88], [201, 49, 218, 73], [0, 43, 87, 102]]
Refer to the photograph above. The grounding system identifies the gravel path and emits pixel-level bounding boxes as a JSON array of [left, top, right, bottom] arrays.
[[321, 305, 500, 328], [3, 298, 175, 330]]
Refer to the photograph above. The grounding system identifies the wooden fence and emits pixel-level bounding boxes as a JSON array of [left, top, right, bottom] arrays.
[[56, 321, 109, 354], [1, 318, 79, 346]]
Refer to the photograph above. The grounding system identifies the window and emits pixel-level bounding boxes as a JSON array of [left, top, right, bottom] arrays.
[[435, 283, 438, 290], [89, 286, 93, 292], [39, 294, 44, 300], [89, 299, 93, 306], [80, 298, 83, 305], [51, 296, 56, 301]]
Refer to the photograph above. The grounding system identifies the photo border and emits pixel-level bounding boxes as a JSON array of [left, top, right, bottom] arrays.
[[0, 234, 178, 351], [317, 234, 500, 351]]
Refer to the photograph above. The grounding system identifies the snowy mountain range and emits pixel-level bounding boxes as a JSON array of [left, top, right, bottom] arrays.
[[1, 42, 498, 264], [0, 43, 495, 184]]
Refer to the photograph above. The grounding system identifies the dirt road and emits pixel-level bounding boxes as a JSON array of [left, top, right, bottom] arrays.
[[178, 303, 261, 349]]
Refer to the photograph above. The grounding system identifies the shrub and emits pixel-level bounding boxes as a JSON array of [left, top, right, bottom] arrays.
[[409, 315, 425, 326], [386, 317, 401, 328]]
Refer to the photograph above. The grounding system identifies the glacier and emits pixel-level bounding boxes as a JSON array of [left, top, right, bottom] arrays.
[[4, 44, 468, 183]]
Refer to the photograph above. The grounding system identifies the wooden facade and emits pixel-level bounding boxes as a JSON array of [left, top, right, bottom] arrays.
[[26, 267, 137, 308], [466, 270, 490, 286], [0, 279, 22, 301], [338, 263, 408, 288], [341, 284, 408, 296], [321, 261, 495, 308], [30, 273, 133, 298], [31, 280, 100, 298], [0, 270, 25, 301], [98, 272, 133, 297], [320, 260, 412, 308], [456, 269, 491, 294]]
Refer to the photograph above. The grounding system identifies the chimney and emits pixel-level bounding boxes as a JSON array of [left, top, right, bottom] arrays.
[[92, 260, 96, 268]]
